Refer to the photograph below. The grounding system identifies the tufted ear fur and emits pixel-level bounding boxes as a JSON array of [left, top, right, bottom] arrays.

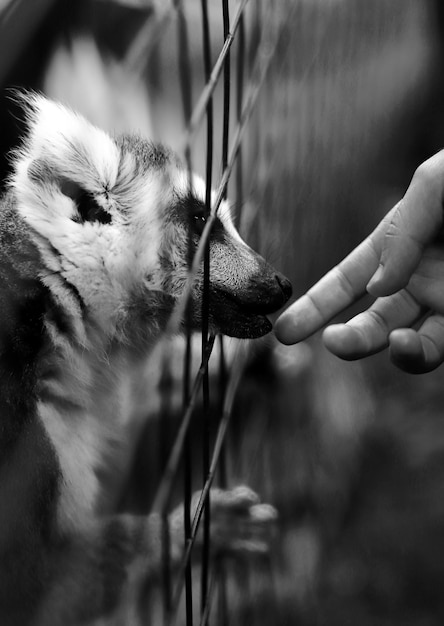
[[13, 93, 120, 192], [8, 94, 128, 238]]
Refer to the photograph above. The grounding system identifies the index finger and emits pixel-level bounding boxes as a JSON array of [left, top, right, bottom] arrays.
[[274, 213, 394, 344]]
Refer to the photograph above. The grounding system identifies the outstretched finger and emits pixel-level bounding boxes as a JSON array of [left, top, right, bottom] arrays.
[[275, 227, 388, 344], [389, 314, 444, 374], [322, 289, 424, 360], [367, 152, 444, 297]]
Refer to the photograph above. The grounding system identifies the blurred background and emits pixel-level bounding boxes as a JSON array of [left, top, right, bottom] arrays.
[[2, 0, 444, 624]]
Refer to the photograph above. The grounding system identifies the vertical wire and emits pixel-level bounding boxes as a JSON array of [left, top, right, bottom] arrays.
[[175, 2, 194, 624], [249, 0, 263, 251], [160, 361, 173, 623], [235, 11, 245, 229], [217, 2, 231, 624], [219, 0, 231, 516], [200, 0, 213, 622], [222, 0, 230, 181], [216, 337, 227, 626], [175, 0, 193, 123], [215, 23, 246, 623]]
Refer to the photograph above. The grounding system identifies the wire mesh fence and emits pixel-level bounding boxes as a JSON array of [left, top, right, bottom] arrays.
[[140, 2, 295, 624]]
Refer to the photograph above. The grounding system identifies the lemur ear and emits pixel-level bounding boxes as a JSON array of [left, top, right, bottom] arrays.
[[12, 94, 118, 199], [10, 94, 119, 230], [59, 179, 112, 225]]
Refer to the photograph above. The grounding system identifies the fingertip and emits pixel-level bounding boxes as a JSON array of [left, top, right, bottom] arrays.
[[389, 328, 421, 353], [389, 325, 444, 374], [322, 324, 341, 351], [274, 311, 298, 345], [322, 324, 368, 360], [274, 298, 315, 344], [388, 328, 426, 374]]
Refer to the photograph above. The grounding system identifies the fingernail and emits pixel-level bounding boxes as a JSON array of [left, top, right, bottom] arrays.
[[366, 264, 384, 294]]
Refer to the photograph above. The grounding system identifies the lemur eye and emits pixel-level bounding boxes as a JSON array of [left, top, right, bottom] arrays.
[[182, 196, 208, 236], [193, 213, 207, 236]]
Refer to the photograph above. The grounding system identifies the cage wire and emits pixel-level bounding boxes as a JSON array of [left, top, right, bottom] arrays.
[[126, 1, 296, 624]]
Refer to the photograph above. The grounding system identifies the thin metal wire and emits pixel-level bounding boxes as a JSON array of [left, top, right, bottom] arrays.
[[221, 0, 230, 187], [159, 360, 174, 620], [217, 4, 231, 623], [181, 0, 250, 155], [182, 345, 193, 626], [235, 11, 245, 227], [152, 335, 217, 515], [174, 3, 195, 624], [216, 355, 228, 615], [170, 340, 251, 624], [199, 0, 213, 621], [125, 3, 175, 73], [0, 0, 20, 25], [199, 572, 218, 626]]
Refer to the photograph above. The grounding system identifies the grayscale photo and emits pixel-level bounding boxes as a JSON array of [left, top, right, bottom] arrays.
[[0, 1, 443, 625]]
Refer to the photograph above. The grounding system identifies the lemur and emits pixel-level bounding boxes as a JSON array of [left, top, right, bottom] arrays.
[[0, 94, 292, 625]]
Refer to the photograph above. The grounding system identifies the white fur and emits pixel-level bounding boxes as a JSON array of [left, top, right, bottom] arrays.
[[11, 96, 172, 334], [39, 316, 158, 531], [20, 96, 120, 189], [38, 402, 101, 532]]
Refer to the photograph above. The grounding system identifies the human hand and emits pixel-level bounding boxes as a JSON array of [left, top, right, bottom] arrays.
[[274, 151, 444, 373]]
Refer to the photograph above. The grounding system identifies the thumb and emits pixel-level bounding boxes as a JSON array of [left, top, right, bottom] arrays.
[[367, 154, 444, 297], [366, 202, 424, 297]]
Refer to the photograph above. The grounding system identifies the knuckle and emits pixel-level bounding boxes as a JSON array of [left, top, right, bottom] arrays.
[[231, 485, 259, 506], [366, 308, 389, 335], [413, 152, 444, 188], [386, 211, 424, 256], [414, 161, 434, 185], [249, 504, 278, 522], [334, 268, 355, 301]]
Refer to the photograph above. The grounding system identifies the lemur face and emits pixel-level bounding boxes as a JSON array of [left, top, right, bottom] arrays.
[[12, 95, 291, 341], [151, 153, 292, 339]]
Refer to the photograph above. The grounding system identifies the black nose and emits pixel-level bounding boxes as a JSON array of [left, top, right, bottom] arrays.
[[275, 272, 293, 303]]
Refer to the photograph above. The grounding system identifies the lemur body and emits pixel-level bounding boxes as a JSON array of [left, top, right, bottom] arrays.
[[0, 95, 291, 625]]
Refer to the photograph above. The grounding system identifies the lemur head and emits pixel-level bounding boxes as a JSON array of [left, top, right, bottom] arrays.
[[10, 94, 292, 342]]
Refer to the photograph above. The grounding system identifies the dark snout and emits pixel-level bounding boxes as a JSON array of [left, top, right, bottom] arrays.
[[276, 272, 293, 302], [236, 267, 292, 315], [208, 242, 293, 339]]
